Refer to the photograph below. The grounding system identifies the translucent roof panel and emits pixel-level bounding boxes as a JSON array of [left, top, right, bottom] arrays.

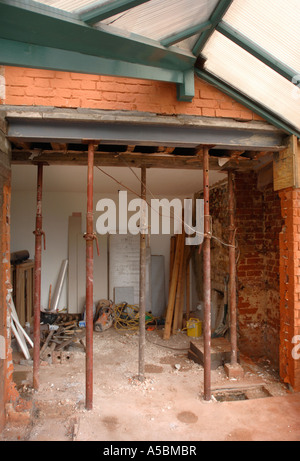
[[32, 0, 97, 13], [202, 31, 300, 131], [100, 0, 219, 46], [223, 0, 300, 74]]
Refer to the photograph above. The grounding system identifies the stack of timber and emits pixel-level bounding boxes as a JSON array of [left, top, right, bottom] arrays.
[[40, 314, 85, 363], [163, 232, 191, 340]]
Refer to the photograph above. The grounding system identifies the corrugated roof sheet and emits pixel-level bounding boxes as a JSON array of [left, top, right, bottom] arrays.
[[223, 0, 300, 74], [100, 0, 218, 45], [203, 31, 300, 131], [32, 0, 97, 12]]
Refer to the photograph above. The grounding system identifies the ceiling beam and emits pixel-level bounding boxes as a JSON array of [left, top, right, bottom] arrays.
[[11, 149, 258, 171], [192, 0, 234, 56], [0, 1, 195, 73], [216, 21, 299, 85], [0, 38, 185, 84], [6, 116, 287, 151], [161, 20, 212, 48], [177, 69, 195, 102], [79, 0, 151, 25], [195, 68, 300, 139]]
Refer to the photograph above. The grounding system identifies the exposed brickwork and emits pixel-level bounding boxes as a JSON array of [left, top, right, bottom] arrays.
[[263, 182, 283, 368], [0, 111, 12, 430], [236, 173, 283, 365], [1, 66, 264, 121], [0, 183, 18, 431], [279, 188, 300, 391], [195, 172, 283, 370]]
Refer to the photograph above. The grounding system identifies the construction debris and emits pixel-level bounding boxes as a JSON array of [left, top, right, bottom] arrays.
[[40, 313, 85, 363]]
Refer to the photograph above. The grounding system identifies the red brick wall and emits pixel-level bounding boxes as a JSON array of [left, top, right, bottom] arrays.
[[1, 66, 264, 121], [202, 172, 283, 369], [0, 182, 19, 431], [236, 175, 283, 365], [279, 188, 300, 391]]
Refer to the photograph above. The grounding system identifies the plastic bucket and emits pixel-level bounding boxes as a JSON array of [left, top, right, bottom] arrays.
[[187, 318, 202, 338]]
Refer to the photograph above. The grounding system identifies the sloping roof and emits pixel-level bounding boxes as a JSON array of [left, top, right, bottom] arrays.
[[0, 0, 299, 137]]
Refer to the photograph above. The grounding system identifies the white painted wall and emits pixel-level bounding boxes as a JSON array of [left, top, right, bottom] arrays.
[[10, 188, 192, 313], [11, 163, 221, 315]]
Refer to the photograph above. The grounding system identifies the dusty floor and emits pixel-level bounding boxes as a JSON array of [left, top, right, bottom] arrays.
[[1, 326, 300, 442]]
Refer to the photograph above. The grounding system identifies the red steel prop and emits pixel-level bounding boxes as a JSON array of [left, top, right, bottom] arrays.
[[203, 147, 211, 401], [228, 170, 237, 364], [138, 166, 146, 380], [33, 164, 46, 390], [84, 142, 97, 410]]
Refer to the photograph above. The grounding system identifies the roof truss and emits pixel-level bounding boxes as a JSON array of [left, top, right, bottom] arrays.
[[0, 0, 196, 100]]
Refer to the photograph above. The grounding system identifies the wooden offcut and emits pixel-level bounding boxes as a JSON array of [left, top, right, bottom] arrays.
[[11, 259, 34, 327], [273, 135, 300, 191], [172, 232, 186, 334], [163, 232, 185, 340]]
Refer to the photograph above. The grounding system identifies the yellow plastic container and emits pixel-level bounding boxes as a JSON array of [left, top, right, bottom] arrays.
[[187, 318, 202, 338]]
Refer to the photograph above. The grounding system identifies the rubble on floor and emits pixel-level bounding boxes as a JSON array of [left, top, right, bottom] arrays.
[[2, 326, 297, 441]]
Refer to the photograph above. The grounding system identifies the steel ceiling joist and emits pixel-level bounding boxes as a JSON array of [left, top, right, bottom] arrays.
[[0, 0, 196, 100], [79, 0, 151, 25], [0, 37, 184, 84], [161, 20, 212, 48], [6, 116, 287, 151], [0, 0, 194, 71]]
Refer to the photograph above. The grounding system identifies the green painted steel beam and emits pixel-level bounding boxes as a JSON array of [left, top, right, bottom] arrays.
[[217, 22, 299, 84], [0, 37, 185, 84], [0, 0, 195, 73], [195, 68, 300, 139], [177, 69, 195, 101], [79, 0, 151, 25], [192, 0, 234, 56], [161, 20, 212, 48]]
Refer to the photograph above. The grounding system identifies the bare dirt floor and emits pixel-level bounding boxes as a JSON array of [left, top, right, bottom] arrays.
[[1, 326, 300, 443]]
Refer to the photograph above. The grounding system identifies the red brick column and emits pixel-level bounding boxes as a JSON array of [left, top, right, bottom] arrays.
[[279, 188, 300, 391]]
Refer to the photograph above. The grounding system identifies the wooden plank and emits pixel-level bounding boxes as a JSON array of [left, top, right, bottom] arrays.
[[16, 265, 26, 326], [178, 246, 191, 329], [169, 235, 176, 295], [163, 231, 185, 340], [40, 329, 55, 360], [172, 232, 186, 334], [11, 150, 224, 170], [68, 214, 82, 314], [26, 266, 33, 324], [273, 135, 298, 191], [186, 254, 191, 320]]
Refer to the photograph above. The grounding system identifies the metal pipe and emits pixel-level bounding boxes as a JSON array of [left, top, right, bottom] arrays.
[[85, 142, 95, 410], [203, 147, 211, 401], [138, 166, 147, 380], [33, 164, 44, 390], [50, 259, 68, 312], [228, 170, 238, 364]]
